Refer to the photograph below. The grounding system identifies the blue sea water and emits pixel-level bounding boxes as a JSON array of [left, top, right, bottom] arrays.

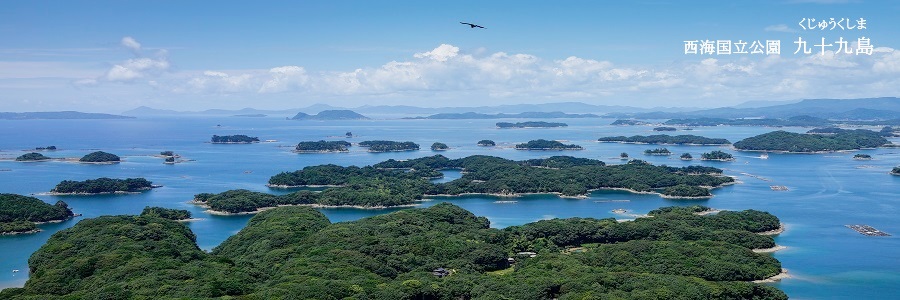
[[0, 116, 898, 299]]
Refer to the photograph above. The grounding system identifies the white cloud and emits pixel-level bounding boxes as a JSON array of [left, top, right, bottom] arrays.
[[413, 44, 459, 62], [121, 36, 142, 53], [764, 24, 798, 33]]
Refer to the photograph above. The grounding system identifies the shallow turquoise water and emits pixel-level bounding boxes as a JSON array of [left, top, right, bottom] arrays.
[[0, 117, 898, 299]]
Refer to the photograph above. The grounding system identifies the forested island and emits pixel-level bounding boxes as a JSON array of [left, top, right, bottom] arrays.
[[681, 153, 693, 160], [515, 139, 582, 150], [496, 121, 568, 128], [0, 203, 787, 299], [211, 135, 260, 144], [597, 134, 730, 145], [653, 126, 677, 131], [477, 139, 495, 146], [194, 155, 742, 214], [295, 140, 351, 153], [15, 152, 51, 161], [733, 130, 889, 152], [644, 148, 672, 155], [431, 142, 449, 151], [79, 151, 120, 163], [140, 206, 192, 220], [853, 154, 872, 160], [51, 177, 155, 195], [701, 150, 735, 161], [358, 140, 420, 152], [0, 194, 74, 235]]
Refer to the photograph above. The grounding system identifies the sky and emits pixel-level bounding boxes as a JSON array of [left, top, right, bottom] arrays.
[[1, 0, 900, 113]]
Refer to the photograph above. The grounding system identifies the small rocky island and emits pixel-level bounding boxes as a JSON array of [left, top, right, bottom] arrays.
[[51, 177, 156, 195], [358, 140, 419, 152], [653, 126, 677, 131], [16, 152, 51, 161], [701, 150, 735, 161], [496, 121, 567, 128], [680, 153, 693, 160], [211, 135, 260, 144], [597, 134, 730, 145], [140, 206, 192, 221], [431, 142, 449, 151], [477, 140, 496, 146], [853, 154, 872, 160], [0, 194, 74, 235], [34, 146, 57, 151], [295, 140, 351, 153], [79, 151, 120, 163], [515, 139, 582, 150], [644, 148, 672, 156]]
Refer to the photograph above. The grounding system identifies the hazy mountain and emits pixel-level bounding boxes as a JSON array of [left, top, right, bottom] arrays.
[[0, 111, 134, 120], [613, 97, 900, 120], [291, 110, 370, 120], [407, 111, 601, 119]]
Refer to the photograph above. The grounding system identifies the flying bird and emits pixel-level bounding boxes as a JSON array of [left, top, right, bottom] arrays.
[[460, 22, 485, 29]]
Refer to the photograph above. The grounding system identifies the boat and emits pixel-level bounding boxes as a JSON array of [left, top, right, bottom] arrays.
[[760, 153, 769, 159]]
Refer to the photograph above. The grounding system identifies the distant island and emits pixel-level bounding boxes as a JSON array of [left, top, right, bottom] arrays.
[[477, 139, 496, 146], [0, 194, 74, 235], [733, 130, 888, 153], [79, 151, 120, 163], [51, 177, 156, 195], [407, 111, 599, 119], [611, 119, 650, 126], [653, 126, 677, 131], [16, 152, 51, 161], [644, 148, 672, 156], [597, 134, 730, 145], [680, 153, 693, 160], [140, 206, 191, 221], [515, 139, 582, 150], [34, 146, 57, 151], [701, 150, 735, 161], [853, 154, 872, 160], [358, 140, 419, 152], [497, 121, 567, 128], [291, 110, 369, 120], [295, 141, 351, 153], [0, 111, 133, 120], [662, 115, 830, 127], [431, 142, 449, 151], [211, 135, 260, 144]]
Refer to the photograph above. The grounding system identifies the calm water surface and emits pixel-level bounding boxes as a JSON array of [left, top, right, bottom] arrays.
[[0, 116, 898, 299]]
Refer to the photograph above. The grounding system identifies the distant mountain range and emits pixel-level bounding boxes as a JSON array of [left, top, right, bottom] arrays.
[[405, 112, 600, 119], [291, 110, 370, 120], [609, 97, 900, 120], [0, 111, 133, 120]]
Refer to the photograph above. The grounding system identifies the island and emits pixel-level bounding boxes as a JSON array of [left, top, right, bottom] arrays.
[[140, 206, 192, 221], [619, 152, 629, 159], [295, 140, 351, 153], [853, 154, 872, 160], [610, 119, 649, 126], [16, 152, 51, 161], [892, 166, 900, 176], [663, 115, 831, 127], [431, 142, 449, 151], [733, 130, 888, 153], [477, 139, 496, 146], [644, 148, 672, 156], [701, 150, 735, 161], [358, 140, 419, 152], [0, 203, 787, 299], [407, 111, 599, 119], [663, 184, 712, 198], [680, 153, 693, 160], [515, 139, 583, 150], [653, 126, 677, 131], [496, 121, 568, 128], [51, 177, 156, 195], [597, 134, 730, 145], [211, 135, 260, 144], [34, 146, 57, 151], [79, 151, 121, 163], [291, 110, 370, 120], [0, 194, 74, 235], [880, 126, 899, 137]]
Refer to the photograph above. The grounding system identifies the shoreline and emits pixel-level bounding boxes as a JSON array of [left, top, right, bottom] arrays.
[[752, 268, 790, 283], [191, 201, 421, 216], [757, 223, 786, 235], [598, 141, 730, 146], [266, 184, 344, 188], [753, 245, 787, 253], [44, 186, 157, 196], [1, 229, 42, 236]]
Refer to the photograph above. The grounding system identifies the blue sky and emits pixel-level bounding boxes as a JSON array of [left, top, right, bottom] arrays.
[[2, 0, 899, 112]]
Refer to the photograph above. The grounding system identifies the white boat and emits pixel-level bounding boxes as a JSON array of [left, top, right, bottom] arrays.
[[760, 153, 769, 159]]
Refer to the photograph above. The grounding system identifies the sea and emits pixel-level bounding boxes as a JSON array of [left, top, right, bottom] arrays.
[[0, 116, 898, 299]]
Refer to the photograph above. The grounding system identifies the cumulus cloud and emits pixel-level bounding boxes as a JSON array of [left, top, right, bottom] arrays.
[[75, 36, 171, 84], [764, 24, 798, 33]]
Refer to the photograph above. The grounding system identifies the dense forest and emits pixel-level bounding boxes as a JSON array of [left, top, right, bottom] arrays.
[[701, 150, 735, 161], [598, 134, 730, 145], [140, 206, 191, 220], [477, 139, 495, 146], [51, 177, 154, 194], [358, 140, 420, 152], [15, 152, 51, 161], [211, 134, 260, 143], [79, 151, 120, 163], [431, 142, 449, 151], [496, 121, 568, 128], [733, 130, 888, 152], [0, 203, 787, 299], [295, 140, 351, 152], [515, 139, 582, 150], [643, 148, 671, 155], [653, 126, 677, 131], [0, 194, 73, 234]]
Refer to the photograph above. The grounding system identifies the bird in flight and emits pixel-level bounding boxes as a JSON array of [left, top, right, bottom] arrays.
[[460, 22, 485, 29]]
